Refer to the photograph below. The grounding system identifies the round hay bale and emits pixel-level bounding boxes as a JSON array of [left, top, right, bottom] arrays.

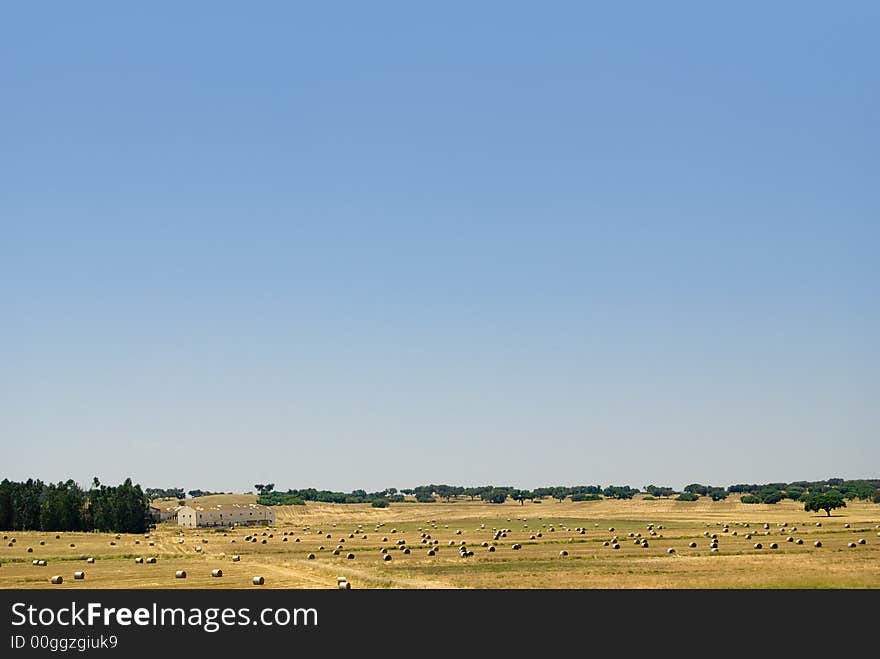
[[148, 541, 155, 546], [86, 557, 95, 564], [295, 538, 301, 542], [32, 559, 39, 566], [109, 541, 116, 546], [612, 543, 620, 550], [27, 547, 33, 553], [135, 557, 144, 564], [73, 571, 85, 580], [383, 554, 392, 561], [814, 541, 822, 547], [530, 535, 536, 540], [39, 540, 45, 545], [488, 546, 495, 552], [211, 569, 223, 577], [195, 546, 203, 552], [786, 537, 794, 542], [146, 557, 157, 564], [318, 546, 324, 551], [710, 548, 718, 553], [346, 553, 355, 559], [795, 538, 803, 544], [769, 543, 778, 549], [283, 537, 288, 542], [511, 543, 522, 550], [50, 575, 63, 584], [332, 549, 340, 556], [763, 524, 770, 530], [307, 553, 316, 559], [744, 534, 752, 540], [427, 549, 436, 556], [844, 523, 850, 528], [688, 542, 697, 548], [231, 555, 240, 561], [559, 550, 568, 557], [252, 576, 265, 585], [603, 541, 610, 547], [481, 542, 489, 547], [402, 548, 411, 555], [667, 548, 675, 554], [815, 522, 821, 527], [260, 539, 267, 544], [641, 541, 649, 548], [338, 580, 350, 589], [858, 538, 866, 545], [754, 543, 763, 549], [176, 570, 186, 579], [608, 527, 614, 532]]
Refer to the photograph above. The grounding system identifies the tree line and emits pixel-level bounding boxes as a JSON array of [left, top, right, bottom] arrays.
[[250, 478, 880, 508], [0, 477, 150, 533]]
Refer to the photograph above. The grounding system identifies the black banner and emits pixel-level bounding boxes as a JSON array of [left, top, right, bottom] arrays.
[[1, 589, 877, 655]]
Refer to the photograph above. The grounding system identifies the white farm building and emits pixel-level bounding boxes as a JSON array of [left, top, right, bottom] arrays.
[[177, 503, 276, 528]]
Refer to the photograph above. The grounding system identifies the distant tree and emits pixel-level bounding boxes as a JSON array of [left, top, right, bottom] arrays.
[[480, 488, 509, 504], [804, 491, 846, 517], [839, 480, 875, 501], [874, 490, 880, 504], [740, 494, 762, 504], [603, 485, 638, 500], [676, 493, 700, 502], [709, 488, 728, 501], [510, 490, 530, 506], [552, 487, 568, 503], [645, 485, 676, 498], [684, 484, 709, 496]]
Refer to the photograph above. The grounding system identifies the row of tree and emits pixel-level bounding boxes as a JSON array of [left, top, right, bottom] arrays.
[[145, 488, 230, 500], [249, 478, 880, 507], [0, 478, 150, 533]]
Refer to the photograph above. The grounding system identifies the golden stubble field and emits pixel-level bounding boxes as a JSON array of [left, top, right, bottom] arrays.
[[2, 496, 879, 589]]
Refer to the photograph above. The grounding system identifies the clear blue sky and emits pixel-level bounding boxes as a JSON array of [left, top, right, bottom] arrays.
[[2, 2, 877, 494]]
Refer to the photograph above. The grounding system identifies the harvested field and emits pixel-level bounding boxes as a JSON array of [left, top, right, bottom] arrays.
[[2, 498, 878, 589]]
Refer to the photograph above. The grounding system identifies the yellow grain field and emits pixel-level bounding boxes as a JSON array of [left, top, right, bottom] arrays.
[[2, 496, 878, 589]]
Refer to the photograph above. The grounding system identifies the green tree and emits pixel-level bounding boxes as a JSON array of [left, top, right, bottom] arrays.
[[804, 490, 846, 517]]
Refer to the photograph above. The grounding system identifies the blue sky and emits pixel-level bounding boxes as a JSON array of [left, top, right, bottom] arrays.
[[2, 3, 877, 494]]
